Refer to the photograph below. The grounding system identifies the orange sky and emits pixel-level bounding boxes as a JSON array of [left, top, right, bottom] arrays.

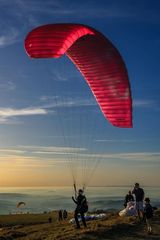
[[0, 148, 159, 187]]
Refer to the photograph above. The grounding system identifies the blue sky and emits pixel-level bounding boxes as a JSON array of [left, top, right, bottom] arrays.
[[0, 0, 160, 187]]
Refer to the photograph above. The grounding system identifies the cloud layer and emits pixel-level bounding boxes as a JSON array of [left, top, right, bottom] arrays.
[[0, 107, 47, 123]]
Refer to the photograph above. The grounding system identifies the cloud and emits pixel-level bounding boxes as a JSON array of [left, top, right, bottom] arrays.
[[0, 28, 19, 47], [100, 152, 160, 164], [3, 143, 160, 164], [18, 145, 87, 155], [0, 94, 96, 124], [0, 97, 156, 125], [0, 145, 88, 171], [10, 0, 158, 22], [0, 155, 66, 171], [49, 70, 68, 82], [0, 149, 25, 154], [39, 95, 96, 109], [0, 81, 16, 91], [0, 146, 159, 174], [0, 107, 47, 117], [16, 0, 160, 24], [133, 99, 156, 108], [95, 139, 135, 143], [0, 107, 48, 124]]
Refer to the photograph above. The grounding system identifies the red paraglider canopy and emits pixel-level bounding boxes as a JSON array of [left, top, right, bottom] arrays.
[[25, 23, 132, 128]]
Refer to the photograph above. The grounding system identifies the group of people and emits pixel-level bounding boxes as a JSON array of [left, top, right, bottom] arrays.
[[123, 183, 154, 234], [58, 209, 68, 221], [72, 183, 155, 234]]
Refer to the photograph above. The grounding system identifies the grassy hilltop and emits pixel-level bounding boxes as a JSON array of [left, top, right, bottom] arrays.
[[0, 210, 159, 240]]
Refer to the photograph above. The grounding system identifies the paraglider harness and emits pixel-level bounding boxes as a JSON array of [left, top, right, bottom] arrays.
[[80, 197, 88, 213], [74, 195, 88, 213]]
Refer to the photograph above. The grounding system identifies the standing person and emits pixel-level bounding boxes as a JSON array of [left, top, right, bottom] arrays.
[[58, 210, 63, 221], [144, 197, 153, 234], [63, 209, 68, 220], [132, 183, 144, 220], [124, 191, 134, 207], [72, 189, 88, 229], [48, 217, 52, 223]]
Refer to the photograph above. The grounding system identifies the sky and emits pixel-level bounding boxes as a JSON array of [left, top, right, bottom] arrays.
[[0, 0, 160, 187]]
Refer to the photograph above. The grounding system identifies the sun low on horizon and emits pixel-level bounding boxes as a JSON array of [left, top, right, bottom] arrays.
[[0, 0, 160, 188]]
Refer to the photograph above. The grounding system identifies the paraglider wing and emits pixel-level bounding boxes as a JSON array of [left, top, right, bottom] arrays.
[[25, 23, 132, 128], [17, 201, 26, 208]]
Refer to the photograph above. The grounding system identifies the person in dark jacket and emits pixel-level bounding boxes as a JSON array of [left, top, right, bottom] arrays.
[[124, 191, 134, 207], [132, 183, 144, 220], [63, 209, 68, 220], [58, 210, 63, 221], [72, 189, 88, 228], [144, 197, 153, 234]]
